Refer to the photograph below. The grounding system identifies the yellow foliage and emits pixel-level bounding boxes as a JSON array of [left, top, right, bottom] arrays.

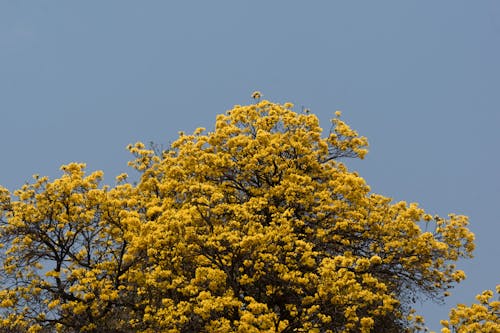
[[0, 163, 140, 331], [0, 97, 476, 332], [440, 285, 500, 333]]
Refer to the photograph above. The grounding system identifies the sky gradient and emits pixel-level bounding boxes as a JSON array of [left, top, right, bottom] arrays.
[[1, 1, 499, 330]]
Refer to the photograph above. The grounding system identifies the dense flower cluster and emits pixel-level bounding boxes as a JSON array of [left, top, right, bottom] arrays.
[[0, 98, 477, 332], [440, 285, 500, 333]]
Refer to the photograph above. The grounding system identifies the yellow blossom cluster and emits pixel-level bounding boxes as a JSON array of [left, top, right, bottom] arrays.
[[0, 163, 141, 331], [440, 285, 500, 333], [0, 98, 476, 332]]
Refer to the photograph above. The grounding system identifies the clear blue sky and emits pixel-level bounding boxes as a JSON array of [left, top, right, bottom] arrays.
[[1, 1, 499, 330]]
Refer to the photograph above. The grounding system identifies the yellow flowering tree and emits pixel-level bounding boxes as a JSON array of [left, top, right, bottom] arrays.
[[0, 164, 142, 332], [0, 97, 476, 332], [125, 99, 474, 332], [440, 285, 500, 333]]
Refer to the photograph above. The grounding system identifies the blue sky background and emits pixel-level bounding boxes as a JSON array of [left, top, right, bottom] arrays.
[[1, 1, 499, 330]]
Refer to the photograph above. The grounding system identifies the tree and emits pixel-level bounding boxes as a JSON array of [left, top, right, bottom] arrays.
[[0, 165, 142, 332], [0, 96, 476, 332], [440, 285, 500, 333]]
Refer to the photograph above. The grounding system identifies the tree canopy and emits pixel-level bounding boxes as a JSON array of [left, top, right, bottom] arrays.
[[0, 96, 486, 332]]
